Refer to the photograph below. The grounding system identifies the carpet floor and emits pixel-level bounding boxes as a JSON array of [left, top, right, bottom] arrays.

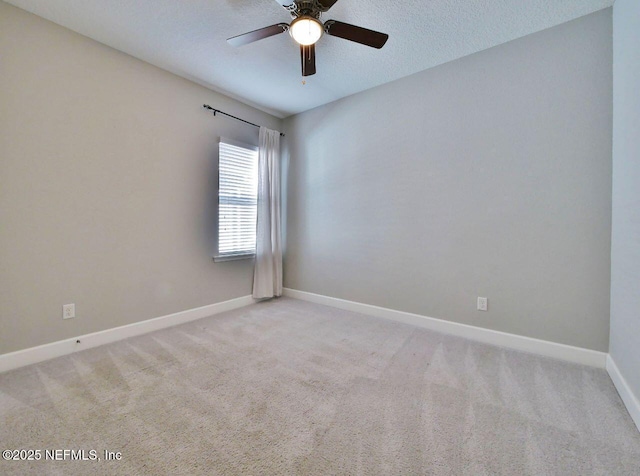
[[1, 297, 639, 475]]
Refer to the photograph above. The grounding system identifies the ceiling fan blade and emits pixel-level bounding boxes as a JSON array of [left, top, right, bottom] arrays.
[[317, 0, 340, 11], [324, 20, 389, 49], [301, 44, 316, 76], [227, 23, 288, 47]]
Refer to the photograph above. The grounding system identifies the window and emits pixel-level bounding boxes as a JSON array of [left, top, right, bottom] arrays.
[[215, 138, 259, 261]]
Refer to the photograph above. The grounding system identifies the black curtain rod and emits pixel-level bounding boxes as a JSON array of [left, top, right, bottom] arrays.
[[203, 105, 284, 137]]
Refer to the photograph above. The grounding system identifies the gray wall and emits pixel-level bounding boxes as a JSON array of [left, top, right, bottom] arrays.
[[0, 2, 281, 354], [283, 10, 613, 351], [610, 0, 640, 401]]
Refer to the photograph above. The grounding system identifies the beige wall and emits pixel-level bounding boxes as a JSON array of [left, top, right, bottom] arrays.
[[283, 10, 613, 351], [0, 2, 282, 354]]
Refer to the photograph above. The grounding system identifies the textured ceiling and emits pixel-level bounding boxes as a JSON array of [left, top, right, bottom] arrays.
[[5, 0, 613, 118]]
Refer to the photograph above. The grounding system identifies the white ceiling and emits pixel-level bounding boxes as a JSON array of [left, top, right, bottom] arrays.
[[5, 0, 613, 118]]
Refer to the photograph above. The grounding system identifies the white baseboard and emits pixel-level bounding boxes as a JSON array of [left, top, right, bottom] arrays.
[[606, 355, 640, 432], [283, 288, 607, 369], [0, 295, 254, 374]]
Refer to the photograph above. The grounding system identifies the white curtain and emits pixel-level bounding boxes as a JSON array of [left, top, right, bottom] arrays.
[[252, 126, 282, 299]]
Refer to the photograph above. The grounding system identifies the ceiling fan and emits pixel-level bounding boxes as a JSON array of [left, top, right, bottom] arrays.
[[227, 0, 389, 77]]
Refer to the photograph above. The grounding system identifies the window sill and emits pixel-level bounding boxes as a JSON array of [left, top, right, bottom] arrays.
[[213, 253, 255, 263]]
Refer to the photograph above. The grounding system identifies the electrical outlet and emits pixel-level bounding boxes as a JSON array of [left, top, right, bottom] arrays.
[[477, 297, 488, 311], [63, 303, 75, 319]]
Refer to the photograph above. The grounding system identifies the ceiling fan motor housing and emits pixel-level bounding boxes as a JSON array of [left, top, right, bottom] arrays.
[[287, 1, 328, 19]]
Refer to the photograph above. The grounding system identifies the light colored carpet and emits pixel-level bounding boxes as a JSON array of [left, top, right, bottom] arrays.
[[1, 297, 639, 475]]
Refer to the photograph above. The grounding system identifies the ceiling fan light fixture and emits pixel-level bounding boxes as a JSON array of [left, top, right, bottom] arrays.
[[226, 0, 389, 76], [289, 16, 323, 45]]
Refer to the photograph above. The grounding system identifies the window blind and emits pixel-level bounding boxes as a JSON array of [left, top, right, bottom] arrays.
[[216, 139, 259, 260]]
